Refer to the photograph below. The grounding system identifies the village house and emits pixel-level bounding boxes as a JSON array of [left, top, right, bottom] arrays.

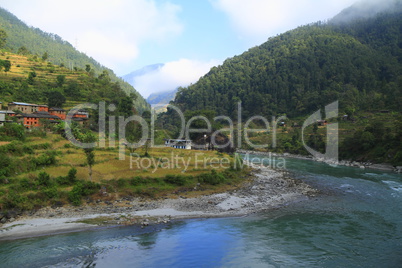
[[165, 139, 192, 150], [0, 110, 16, 117], [72, 110, 89, 119], [0, 102, 16, 127], [0, 113, 5, 127], [8, 102, 46, 114], [17, 111, 61, 128], [69, 110, 89, 125], [49, 107, 66, 120], [2, 101, 89, 129]]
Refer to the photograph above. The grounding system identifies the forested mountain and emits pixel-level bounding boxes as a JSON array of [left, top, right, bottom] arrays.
[[0, 7, 149, 112], [171, 0, 402, 119]]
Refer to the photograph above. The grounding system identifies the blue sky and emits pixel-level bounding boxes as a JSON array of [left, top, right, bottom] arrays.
[[0, 0, 361, 97]]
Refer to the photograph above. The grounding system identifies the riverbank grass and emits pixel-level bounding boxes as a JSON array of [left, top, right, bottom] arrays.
[[0, 133, 247, 211]]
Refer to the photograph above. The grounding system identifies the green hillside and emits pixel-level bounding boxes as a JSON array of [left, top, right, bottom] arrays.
[[173, 7, 402, 117], [165, 1, 402, 164], [0, 51, 136, 113], [0, 7, 149, 112]]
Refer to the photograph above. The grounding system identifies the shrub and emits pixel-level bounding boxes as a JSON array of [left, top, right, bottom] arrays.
[[164, 175, 188, 186], [0, 153, 13, 176], [3, 191, 28, 209], [0, 175, 8, 184], [0, 124, 26, 141], [68, 190, 82, 206], [43, 187, 59, 199], [34, 151, 57, 167], [68, 180, 100, 206], [130, 176, 147, 186], [20, 145, 34, 154], [197, 170, 226, 185], [32, 143, 51, 150], [36, 172, 52, 188], [64, 143, 72, 148], [67, 167, 77, 184], [55, 168, 77, 186], [117, 178, 128, 188], [19, 178, 33, 191]]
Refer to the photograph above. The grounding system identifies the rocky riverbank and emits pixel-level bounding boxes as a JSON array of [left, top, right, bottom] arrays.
[[0, 164, 318, 241], [237, 150, 402, 173]]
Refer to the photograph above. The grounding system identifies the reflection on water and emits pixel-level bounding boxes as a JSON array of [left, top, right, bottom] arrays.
[[0, 156, 401, 267]]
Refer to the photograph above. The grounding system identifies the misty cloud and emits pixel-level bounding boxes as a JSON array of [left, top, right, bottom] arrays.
[[211, 0, 357, 44], [0, 0, 183, 74], [131, 59, 220, 98]]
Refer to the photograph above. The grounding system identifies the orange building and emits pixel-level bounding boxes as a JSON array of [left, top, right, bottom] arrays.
[[72, 110, 89, 119], [49, 108, 66, 120], [18, 111, 61, 128], [38, 105, 49, 112]]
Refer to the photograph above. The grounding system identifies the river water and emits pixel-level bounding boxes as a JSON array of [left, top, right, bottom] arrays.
[[1, 156, 401, 267]]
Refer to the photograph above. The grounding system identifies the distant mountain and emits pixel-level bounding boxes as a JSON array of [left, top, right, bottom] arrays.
[[146, 89, 178, 113], [147, 89, 178, 106], [122, 63, 165, 102], [122, 63, 179, 108], [122, 63, 164, 86], [0, 7, 149, 112]]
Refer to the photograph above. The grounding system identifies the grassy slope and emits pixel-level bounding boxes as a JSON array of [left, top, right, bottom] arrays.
[[30, 134, 232, 181], [0, 132, 246, 210], [0, 51, 124, 108], [0, 52, 81, 93]]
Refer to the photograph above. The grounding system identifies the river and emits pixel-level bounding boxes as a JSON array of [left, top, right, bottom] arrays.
[[0, 156, 401, 267]]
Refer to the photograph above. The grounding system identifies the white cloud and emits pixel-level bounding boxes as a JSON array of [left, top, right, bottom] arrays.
[[133, 59, 220, 98], [0, 0, 183, 73], [211, 0, 357, 44]]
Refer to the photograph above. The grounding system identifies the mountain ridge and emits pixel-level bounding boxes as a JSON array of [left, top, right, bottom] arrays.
[[170, 1, 402, 118]]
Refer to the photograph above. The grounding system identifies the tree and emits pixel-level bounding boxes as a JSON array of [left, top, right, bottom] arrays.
[[85, 64, 91, 72], [3, 60, 11, 74], [65, 80, 81, 98], [0, 123, 25, 141], [81, 132, 97, 181], [27, 71, 36, 84], [0, 60, 11, 75], [0, 29, 6, 48], [47, 90, 66, 107], [98, 70, 111, 83], [118, 96, 134, 117], [56, 75, 66, 87], [42, 52, 48, 61], [17, 46, 29, 55]]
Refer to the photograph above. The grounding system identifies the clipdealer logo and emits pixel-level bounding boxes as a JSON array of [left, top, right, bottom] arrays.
[[63, 101, 339, 170]]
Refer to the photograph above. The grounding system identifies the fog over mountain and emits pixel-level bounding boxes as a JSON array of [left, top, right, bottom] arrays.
[[122, 59, 219, 98], [331, 0, 402, 23]]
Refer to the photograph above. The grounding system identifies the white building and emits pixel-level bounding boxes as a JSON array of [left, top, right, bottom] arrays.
[[165, 139, 192, 149], [0, 113, 5, 127]]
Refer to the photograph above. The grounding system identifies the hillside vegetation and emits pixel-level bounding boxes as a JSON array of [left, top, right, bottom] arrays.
[[164, 1, 402, 164], [0, 51, 135, 111], [0, 130, 245, 210], [173, 10, 402, 117], [0, 7, 149, 112]]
